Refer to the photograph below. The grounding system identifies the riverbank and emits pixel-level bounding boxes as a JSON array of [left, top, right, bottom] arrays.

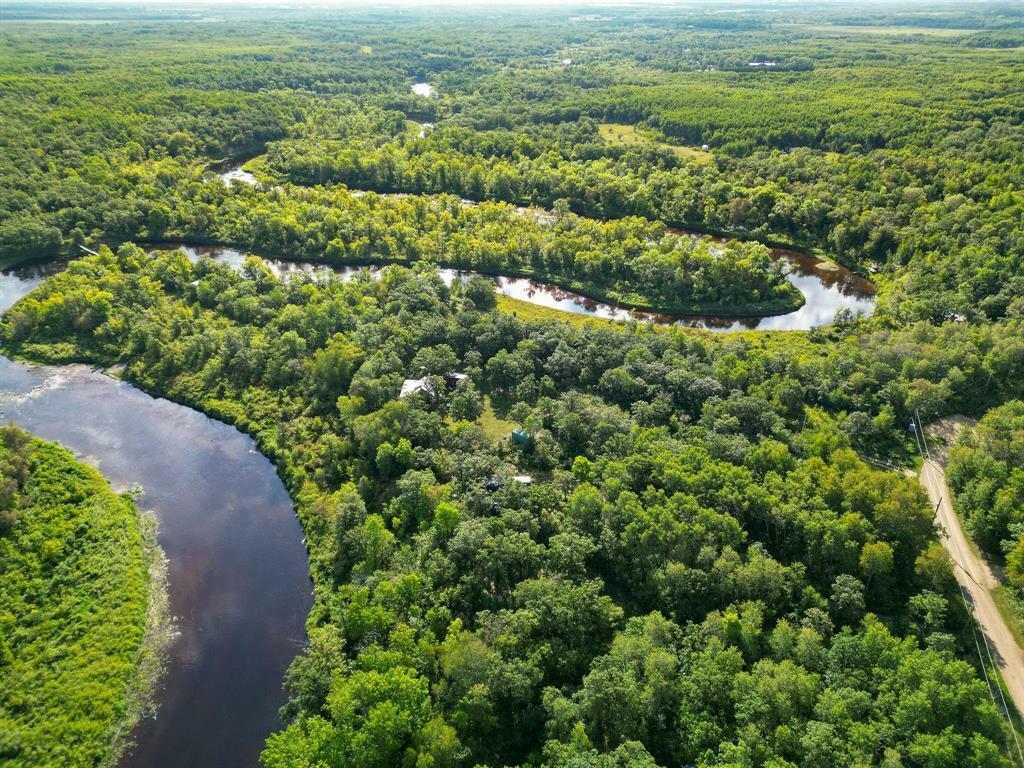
[[0, 430, 162, 768], [2, 336, 322, 575], [137, 235, 807, 320], [241, 149, 872, 279], [0, 259, 311, 768], [142, 240, 875, 332], [0, 251, 62, 272]]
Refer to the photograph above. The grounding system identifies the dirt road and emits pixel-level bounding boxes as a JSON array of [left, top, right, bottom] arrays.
[[919, 458, 1024, 717]]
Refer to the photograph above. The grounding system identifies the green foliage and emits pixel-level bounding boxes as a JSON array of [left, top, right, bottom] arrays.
[[948, 403, 1024, 588], [0, 427, 150, 767], [3, 245, 1015, 766], [2, 5, 1024, 766], [4, 7, 1022, 320]]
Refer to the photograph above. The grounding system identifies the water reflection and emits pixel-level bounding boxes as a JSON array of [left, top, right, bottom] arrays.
[[156, 242, 875, 332], [0, 259, 62, 310], [219, 166, 259, 185], [0, 259, 311, 768], [209, 157, 875, 330]]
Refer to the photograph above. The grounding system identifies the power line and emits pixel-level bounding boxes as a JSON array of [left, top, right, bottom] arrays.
[[915, 410, 1024, 764]]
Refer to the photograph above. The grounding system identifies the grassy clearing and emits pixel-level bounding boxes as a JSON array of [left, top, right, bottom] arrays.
[[496, 293, 709, 334], [599, 123, 713, 162], [496, 294, 625, 329], [479, 397, 518, 443]]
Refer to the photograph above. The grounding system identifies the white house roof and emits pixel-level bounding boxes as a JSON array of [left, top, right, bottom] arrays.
[[399, 378, 432, 398]]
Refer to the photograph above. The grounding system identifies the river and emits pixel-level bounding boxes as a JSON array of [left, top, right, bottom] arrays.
[[215, 164, 875, 330], [0, 182, 872, 760], [0, 261, 311, 768], [153, 239, 876, 332]]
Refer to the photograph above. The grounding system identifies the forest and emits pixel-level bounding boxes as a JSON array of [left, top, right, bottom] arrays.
[[1, 2, 1023, 767], [1, 3, 1022, 321], [948, 405, 1024, 622], [3, 242, 1021, 767]]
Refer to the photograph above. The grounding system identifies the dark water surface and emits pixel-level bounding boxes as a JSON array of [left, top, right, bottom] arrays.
[[0, 261, 311, 768]]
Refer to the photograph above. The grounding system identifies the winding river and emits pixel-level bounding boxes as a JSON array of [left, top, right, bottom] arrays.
[[0, 262, 311, 768], [217, 164, 875, 330], [156, 239, 876, 332]]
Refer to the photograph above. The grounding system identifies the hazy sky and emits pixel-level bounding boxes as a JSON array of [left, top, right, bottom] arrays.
[[45, 0, 922, 5]]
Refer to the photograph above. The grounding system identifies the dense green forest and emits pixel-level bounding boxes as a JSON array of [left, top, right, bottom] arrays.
[[3, 243, 1020, 766], [949, 405, 1024, 560], [2, 2, 1024, 767], [1, 3, 1022, 320], [0, 426, 158, 768]]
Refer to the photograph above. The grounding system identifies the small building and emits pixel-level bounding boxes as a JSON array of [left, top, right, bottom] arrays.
[[484, 474, 533, 491], [399, 378, 433, 398], [511, 428, 533, 448], [400, 371, 466, 398], [443, 372, 468, 388]]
